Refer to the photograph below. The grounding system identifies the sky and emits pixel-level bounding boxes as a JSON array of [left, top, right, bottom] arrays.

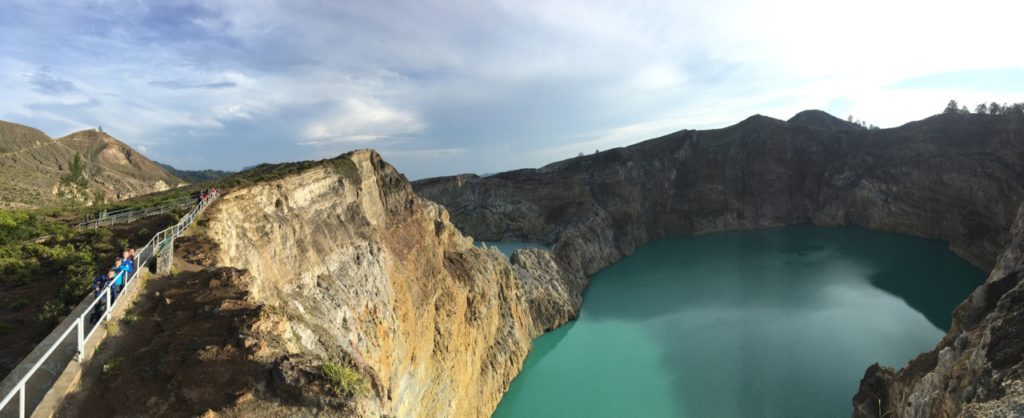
[[1, 0, 1023, 179]]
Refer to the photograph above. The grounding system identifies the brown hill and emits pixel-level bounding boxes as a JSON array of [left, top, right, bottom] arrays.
[[0, 121, 186, 208]]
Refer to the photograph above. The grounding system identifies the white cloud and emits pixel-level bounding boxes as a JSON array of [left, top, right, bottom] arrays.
[[302, 98, 425, 145], [1, 0, 1023, 177]]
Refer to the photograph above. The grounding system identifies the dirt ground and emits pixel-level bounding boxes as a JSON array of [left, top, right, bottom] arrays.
[[54, 253, 269, 417]]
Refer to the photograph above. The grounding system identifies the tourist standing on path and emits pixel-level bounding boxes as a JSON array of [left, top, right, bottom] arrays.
[[120, 250, 134, 283], [111, 258, 125, 299]]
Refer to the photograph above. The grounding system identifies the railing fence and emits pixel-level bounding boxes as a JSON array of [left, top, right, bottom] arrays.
[[78, 195, 199, 229], [0, 192, 218, 418]]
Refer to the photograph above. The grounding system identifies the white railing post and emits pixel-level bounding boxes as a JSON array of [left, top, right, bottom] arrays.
[[104, 287, 111, 320], [18, 384, 24, 418], [76, 317, 84, 362]]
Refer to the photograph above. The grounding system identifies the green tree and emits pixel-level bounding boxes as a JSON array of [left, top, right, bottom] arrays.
[[975, 103, 989, 114], [59, 152, 89, 199], [944, 100, 960, 114]]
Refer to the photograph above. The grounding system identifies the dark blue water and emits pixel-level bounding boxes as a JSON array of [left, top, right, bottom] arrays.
[[491, 226, 985, 418]]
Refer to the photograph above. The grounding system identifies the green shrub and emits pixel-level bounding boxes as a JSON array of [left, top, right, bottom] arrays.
[[329, 157, 359, 179], [37, 300, 66, 326], [134, 228, 151, 243], [122, 312, 139, 325], [9, 297, 28, 311], [0, 320, 9, 336], [105, 322, 119, 336], [0, 257, 39, 286], [79, 228, 112, 246], [321, 361, 371, 397], [101, 356, 121, 379]]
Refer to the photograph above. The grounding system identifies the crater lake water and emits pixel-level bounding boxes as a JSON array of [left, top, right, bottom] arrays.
[[489, 226, 985, 418]]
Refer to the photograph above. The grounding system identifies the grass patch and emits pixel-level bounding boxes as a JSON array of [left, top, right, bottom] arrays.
[[122, 312, 140, 325], [105, 321, 119, 336], [328, 156, 359, 180], [101, 356, 121, 380], [9, 297, 28, 311], [321, 361, 371, 397]]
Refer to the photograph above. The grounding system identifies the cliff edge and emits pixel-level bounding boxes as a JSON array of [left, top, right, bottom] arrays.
[[203, 150, 583, 417]]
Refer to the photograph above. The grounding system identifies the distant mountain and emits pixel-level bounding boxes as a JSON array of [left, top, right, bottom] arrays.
[[787, 109, 865, 132], [155, 162, 233, 183], [0, 121, 186, 208]]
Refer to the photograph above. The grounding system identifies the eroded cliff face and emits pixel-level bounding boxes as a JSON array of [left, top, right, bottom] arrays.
[[202, 150, 582, 417], [413, 111, 1024, 416]]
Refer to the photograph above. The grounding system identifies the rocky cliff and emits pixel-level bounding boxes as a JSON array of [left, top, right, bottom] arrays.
[[413, 110, 1024, 417], [196, 150, 582, 417]]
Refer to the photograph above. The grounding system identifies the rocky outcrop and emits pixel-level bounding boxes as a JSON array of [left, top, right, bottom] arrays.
[[413, 110, 1024, 416], [201, 150, 581, 417]]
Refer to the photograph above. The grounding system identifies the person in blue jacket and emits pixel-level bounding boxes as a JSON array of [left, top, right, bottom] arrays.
[[89, 270, 116, 323], [120, 250, 134, 282], [112, 258, 126, 299], [91, 272, 109, 298]]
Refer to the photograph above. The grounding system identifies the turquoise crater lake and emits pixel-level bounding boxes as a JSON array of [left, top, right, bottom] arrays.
[[490, 226, 985, 418]]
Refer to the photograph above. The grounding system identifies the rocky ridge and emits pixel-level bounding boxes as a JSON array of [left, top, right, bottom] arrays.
[[413, 110, 1024, 417]]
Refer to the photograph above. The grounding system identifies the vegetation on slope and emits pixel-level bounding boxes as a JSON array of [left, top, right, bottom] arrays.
[[0, 207, 176, 377], [101, 151, 361, 213]]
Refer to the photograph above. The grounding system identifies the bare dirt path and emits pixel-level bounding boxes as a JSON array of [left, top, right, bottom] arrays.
[[54, 253, 269, 418]]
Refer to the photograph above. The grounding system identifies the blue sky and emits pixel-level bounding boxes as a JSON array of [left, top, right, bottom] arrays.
[[1, 0, 1022, 179]]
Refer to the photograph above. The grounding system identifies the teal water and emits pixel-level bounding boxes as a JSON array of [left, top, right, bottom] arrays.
[[491, 226, 985, 418]]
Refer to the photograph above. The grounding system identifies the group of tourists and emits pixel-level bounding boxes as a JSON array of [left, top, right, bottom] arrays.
[[88, 248, 137, 323], [199, 187, 219, 204], [85, 188, 219, 324]]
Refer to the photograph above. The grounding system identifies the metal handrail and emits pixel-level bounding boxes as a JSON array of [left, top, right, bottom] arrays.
[[78, 195, 199, 229], [0, 192, 218, 417]]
